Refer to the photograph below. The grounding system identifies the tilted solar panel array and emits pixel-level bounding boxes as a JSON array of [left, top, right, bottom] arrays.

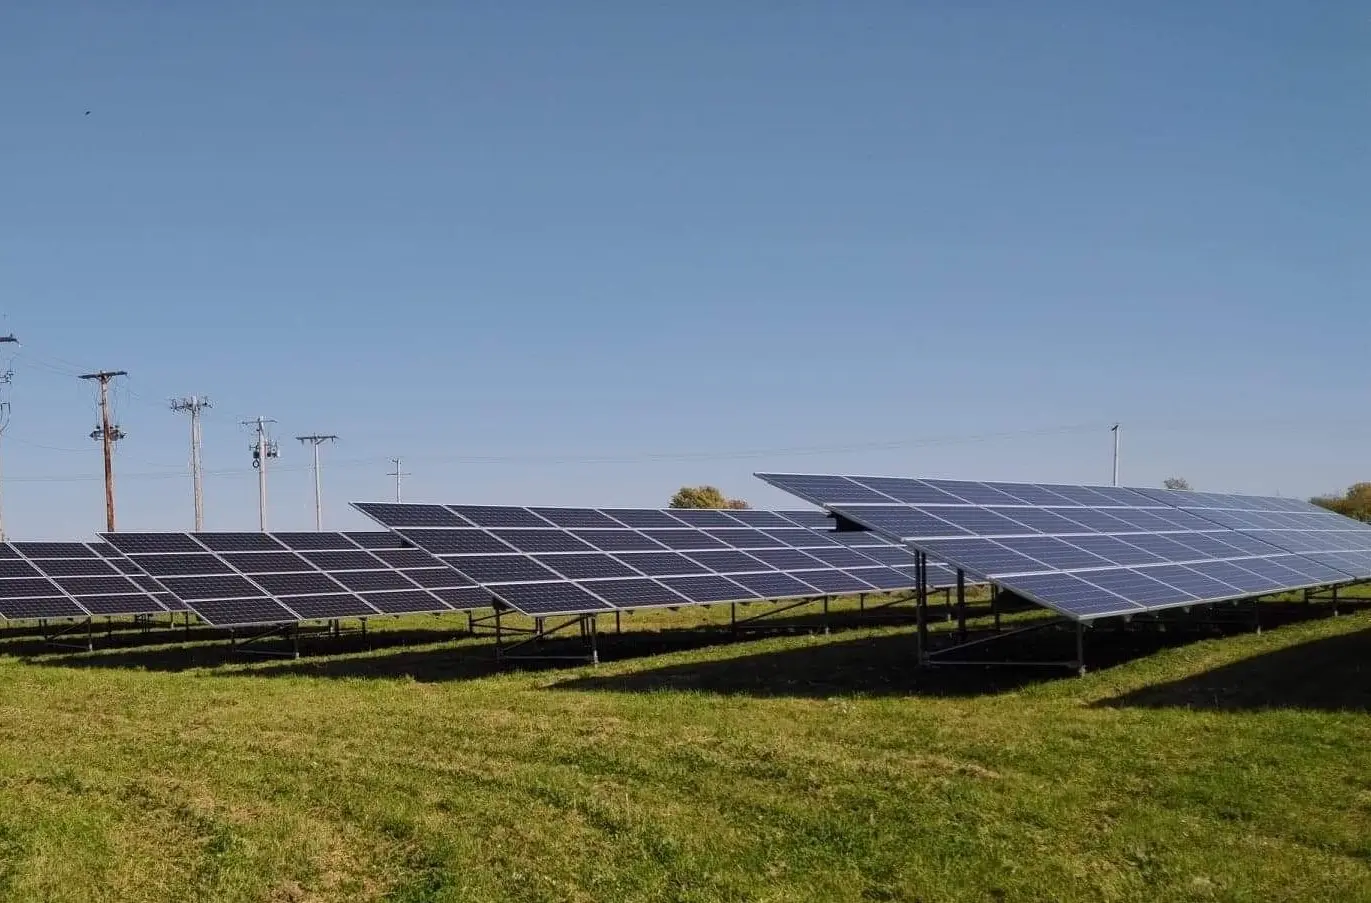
[[756, 474, 1371, 621], [353, 504, 949, 617], [100, 532, 485, 627], [0, 542, 179, 622]]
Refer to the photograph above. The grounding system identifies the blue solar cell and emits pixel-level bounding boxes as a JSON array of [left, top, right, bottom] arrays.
[[356, 504, 470, 528], [984, 483, 1082, 506], [1163, 533, 1249, 560], [493, 582, 613, 615], [658, 575, 756, 603], [102, 533, 205, 554], [640, 530, 729, 551], [1111, 533, 1208, 563], [1255, 531, 1323, 553], [747, 548, 827, 570], [1061, 534, 1166, 566], [1184, 560, 1284, 594], [572, 530, 666, 552], [926, 507, 1040, 536], [919, 480, 1025, 506], [764, 529, 839, 548], [443, 555, 559, 584], [686, 550, 771, 573], [705, 529, 783, 549], [534, 554, 640, 580], [1212, 532, 1285, 556], [851, 476, 965, 504], [400, 529, 513, 556], [729, 571, 823, 599], [994, 536, 1115, 571], [577, 578, 686, 608], [489, 530, 596, 554], [1006, 572, 1142, 618], [282, 594, 377, 620], [827, 506, 969, 539], [798, 569, 878, 593], [856, 545, 917, 566], [756, 474, 897, 505], [987, 507, 1093, 534], [1038, 484, 1125, 506], [530, 508, 623, 529], [667, 509, 741, 528], [603, 510, 689, 529], [915, 538, 1052, 578], [1076, 569, 1196, 607], [844, 567, 914, 590], [613, 552, 710, 577], [1082, 486, 1162, 507], [797, 546, 876, 569], [449, 506, 551, 529], [175, 597, 296, 627], [193, 533, 287, 553], [729, 510, 808, 528], [777, 510, 834, 528], [1103, 509, 1186, 532], [1136, 564, 1243, 600], [1050, 508, 1138, 532]]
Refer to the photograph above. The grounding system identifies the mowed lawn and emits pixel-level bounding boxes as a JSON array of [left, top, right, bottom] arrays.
[[0, 600, 1368, 902]]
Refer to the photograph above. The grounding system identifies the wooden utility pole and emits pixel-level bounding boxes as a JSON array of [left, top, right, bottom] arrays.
[[79, 370, 127, 531]]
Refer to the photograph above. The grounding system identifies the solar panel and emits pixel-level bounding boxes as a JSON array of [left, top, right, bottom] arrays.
[[0, 543, 172, 621], [354, 504, 949, 617], [757, 473, 1368, 621]]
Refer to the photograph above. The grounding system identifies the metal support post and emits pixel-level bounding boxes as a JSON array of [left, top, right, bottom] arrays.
[[822, 595, 830, 635], [992, 585, 1001, 632], [858, 592, 866, 615], [956, 570, 967, 642], [589, 615, 599, 665], [915, 552, 929, 665], [1075, 621, 1086, 676], [615, 610, 621, 634], [1332, 585, 1340, 617]]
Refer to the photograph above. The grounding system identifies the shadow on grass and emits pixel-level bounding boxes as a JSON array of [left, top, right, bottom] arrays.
[[21, 599, 1366, 701], [1098, 622, 1371, 713]]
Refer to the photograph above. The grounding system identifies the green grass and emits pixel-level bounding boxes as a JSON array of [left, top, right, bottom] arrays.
[[0, 597, 1368, 902]]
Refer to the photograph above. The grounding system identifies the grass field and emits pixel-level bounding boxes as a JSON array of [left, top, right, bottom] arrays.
[[0, 596, 1368, 902]]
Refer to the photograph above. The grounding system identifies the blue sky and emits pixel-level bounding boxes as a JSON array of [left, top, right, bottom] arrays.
[[0, 2, 1366, 536]]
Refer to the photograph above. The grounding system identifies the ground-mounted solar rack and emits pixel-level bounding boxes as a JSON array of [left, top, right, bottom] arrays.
[[98, 531, 486, 657], [756, 473, 1371, 673], [353, 503, 964, 664], [0, 542, 188, 651]]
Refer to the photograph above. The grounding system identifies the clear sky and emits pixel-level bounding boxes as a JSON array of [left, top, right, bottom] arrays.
[[0, 2, 1366, 537]]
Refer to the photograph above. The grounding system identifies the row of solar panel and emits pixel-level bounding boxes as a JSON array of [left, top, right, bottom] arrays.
[[757, 474, 1371, 621], [98, 530, 488, 627], [759, 474, 1320, 512], [353, 504, 954, 616], [0, 510, 934, 626]]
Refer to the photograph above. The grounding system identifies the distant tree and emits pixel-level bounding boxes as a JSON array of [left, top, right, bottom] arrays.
[[1312, 483, 1371, 521], [669, 485, 751, 509], [1162, 477, 1193, 491]]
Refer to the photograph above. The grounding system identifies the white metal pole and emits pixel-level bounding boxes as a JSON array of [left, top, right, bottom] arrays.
[[312, 441, 323, 531], [1111, 423, 1120, 487]]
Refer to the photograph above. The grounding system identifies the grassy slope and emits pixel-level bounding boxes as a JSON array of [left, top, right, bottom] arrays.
[[0, 603, 1367, 902]]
